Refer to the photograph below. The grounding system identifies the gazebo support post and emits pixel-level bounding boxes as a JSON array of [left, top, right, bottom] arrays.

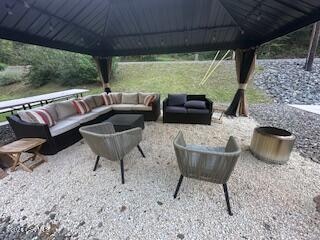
[[93, 56, 113, 93], [225, 48, 256, 117]]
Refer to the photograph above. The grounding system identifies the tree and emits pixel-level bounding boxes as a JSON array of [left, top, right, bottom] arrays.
[[304, 22, 320, 71]]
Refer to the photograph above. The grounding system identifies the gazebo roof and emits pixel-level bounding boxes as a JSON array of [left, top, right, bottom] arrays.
[[0, 0, 320, 56]]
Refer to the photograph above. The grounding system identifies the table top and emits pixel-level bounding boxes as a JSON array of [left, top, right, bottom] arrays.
[[0, 89, 88, 110], [0, 138, 46, 153], [106, 114, 144, 124]]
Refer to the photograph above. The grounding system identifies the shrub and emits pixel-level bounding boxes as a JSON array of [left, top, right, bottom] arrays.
[[0, 63, 7, 71], [0, 72, 22, 86], [27, 48, 98, 87]]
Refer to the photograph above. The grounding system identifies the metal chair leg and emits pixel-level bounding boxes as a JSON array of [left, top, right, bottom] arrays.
[[93, 156, 100, 171], [120, 159, 125, 184], [223, 183, 233, 216], [137, 144, 145, 158], [173, 175, 184, 198]]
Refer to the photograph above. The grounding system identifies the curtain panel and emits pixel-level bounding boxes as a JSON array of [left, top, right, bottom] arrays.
[[225, 48, 256, 117], [93, 56, 113, 93]]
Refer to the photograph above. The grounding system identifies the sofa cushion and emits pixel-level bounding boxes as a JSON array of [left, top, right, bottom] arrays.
[[168, 94, 187, 106], [91, 105, 113, 115], [92, 94, 104, 107], [41, 103, 58, 122], [18, 109, 55, 127], [83, 96, 96, 109], [144, 95, 156, 106], [184, 100, 206, 109], [72, 100, 91, 114], [111, 104, 134, 111], [139, 92, 156, 104], [68, 111, 99, 124], [121, 93, 138, 104], [55, 100, 77, 120], [49, 119, 80, 137], [166, 106, 187, 113], [102, 93, 114, 105], [131, 104, 152, 111], [109, 92, 122, 104], [187, 108, 210, 114]]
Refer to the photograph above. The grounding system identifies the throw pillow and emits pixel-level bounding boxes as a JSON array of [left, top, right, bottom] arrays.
[[138, 92, 156, 104], [109, 92, 122, 104], [144, 95, 156, 106], [24, 109, 55, 127], [184, 100, 206, 109], [167, 94, 187, 106], [102, 93, 113, 105], [41, 103, 58, 122], [72, 100, 91, 114], [121, 92, 138, 104]]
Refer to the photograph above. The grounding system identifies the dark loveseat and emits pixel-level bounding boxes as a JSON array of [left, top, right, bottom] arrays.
[[8, 92, 160, 155], [163, 94, 213, 125]]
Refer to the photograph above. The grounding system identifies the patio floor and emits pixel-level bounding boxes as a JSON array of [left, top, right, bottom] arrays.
[[0, 116, 319, 239]]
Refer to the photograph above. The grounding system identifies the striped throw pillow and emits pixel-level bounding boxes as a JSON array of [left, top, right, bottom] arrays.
[[102, 93, 114, 105], [25, 109, 55, 127], [72, 100, 91, 114], [144, 95, 156, 106]]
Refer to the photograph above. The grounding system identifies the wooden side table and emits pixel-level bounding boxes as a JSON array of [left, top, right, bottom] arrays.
[[0, 138, 47, 173]]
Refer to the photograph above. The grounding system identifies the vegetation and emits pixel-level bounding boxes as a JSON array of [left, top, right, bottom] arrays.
[[0, 61, 269, 122]]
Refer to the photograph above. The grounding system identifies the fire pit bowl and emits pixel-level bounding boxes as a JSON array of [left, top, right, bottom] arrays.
[[250, 127, 295, 164]]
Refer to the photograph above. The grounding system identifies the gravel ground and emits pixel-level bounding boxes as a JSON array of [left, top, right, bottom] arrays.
[[250, 104, 320, 164], [254, 59, 320, 104], [1, 117, 319, 239], [0, 124, 15, 146]]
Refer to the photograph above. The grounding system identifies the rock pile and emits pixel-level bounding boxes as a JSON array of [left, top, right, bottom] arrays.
[[254, 59, 320, 104], [0, 215, 75, 240]]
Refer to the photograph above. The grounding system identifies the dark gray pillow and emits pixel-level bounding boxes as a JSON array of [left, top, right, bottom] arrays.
[[184, 100, 206, 109], [168, 94, 187, 106]]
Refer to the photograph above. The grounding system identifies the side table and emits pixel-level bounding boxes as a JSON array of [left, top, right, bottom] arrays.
[[0, 138, 47, 173]]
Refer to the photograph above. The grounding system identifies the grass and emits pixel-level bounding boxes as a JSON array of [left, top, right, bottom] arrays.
[[0, 61, 269, 122]]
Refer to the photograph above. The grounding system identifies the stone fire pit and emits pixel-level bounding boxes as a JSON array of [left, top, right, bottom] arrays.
[[250, 126, 295, 164]]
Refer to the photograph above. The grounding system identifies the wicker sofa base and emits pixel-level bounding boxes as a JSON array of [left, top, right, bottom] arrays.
[[8, 109, 158, 155]]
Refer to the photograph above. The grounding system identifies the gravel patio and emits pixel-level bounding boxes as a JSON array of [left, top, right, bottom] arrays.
[[0, 116, 319, 239]]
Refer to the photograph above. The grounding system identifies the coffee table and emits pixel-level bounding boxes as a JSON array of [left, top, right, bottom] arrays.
[[105, 114, 144, 132], [104, 114, 145, 157], [0, 138, 47, 172]]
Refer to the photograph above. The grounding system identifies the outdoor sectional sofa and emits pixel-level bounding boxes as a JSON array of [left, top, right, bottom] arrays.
[[7, 92, 160, 155], [163, 94, 213, 125]]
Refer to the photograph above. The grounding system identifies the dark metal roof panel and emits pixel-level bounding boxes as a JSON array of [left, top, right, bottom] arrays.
[[0, 0, 319, 56]]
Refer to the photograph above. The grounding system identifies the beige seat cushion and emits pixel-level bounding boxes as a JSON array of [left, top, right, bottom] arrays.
[[83, 96, 97, 109], [131, 104, 152, 111], [55, 100, 77, 120], [109, 92, 122, 104], [91, 106, 113, 115], [111, 104, 134, 111], [138, 92, 156, 104], [49, 119, 80, 137], [92, 94, 104, 107], [68, 112, 100, 124]]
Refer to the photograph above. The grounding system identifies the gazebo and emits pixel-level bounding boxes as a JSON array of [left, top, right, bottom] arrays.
[[1, 0, 319, 116]]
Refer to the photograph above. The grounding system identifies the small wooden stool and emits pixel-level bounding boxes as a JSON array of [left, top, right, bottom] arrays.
[[0, 138, 47, 173]]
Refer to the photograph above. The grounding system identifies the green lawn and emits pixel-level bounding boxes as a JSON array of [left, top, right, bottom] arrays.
[[0, 61, 269, 122]]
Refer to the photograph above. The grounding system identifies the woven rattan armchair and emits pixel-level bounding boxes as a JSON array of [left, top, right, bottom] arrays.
[[79, 122, 145, 184], [173, 131, 241, 215]]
